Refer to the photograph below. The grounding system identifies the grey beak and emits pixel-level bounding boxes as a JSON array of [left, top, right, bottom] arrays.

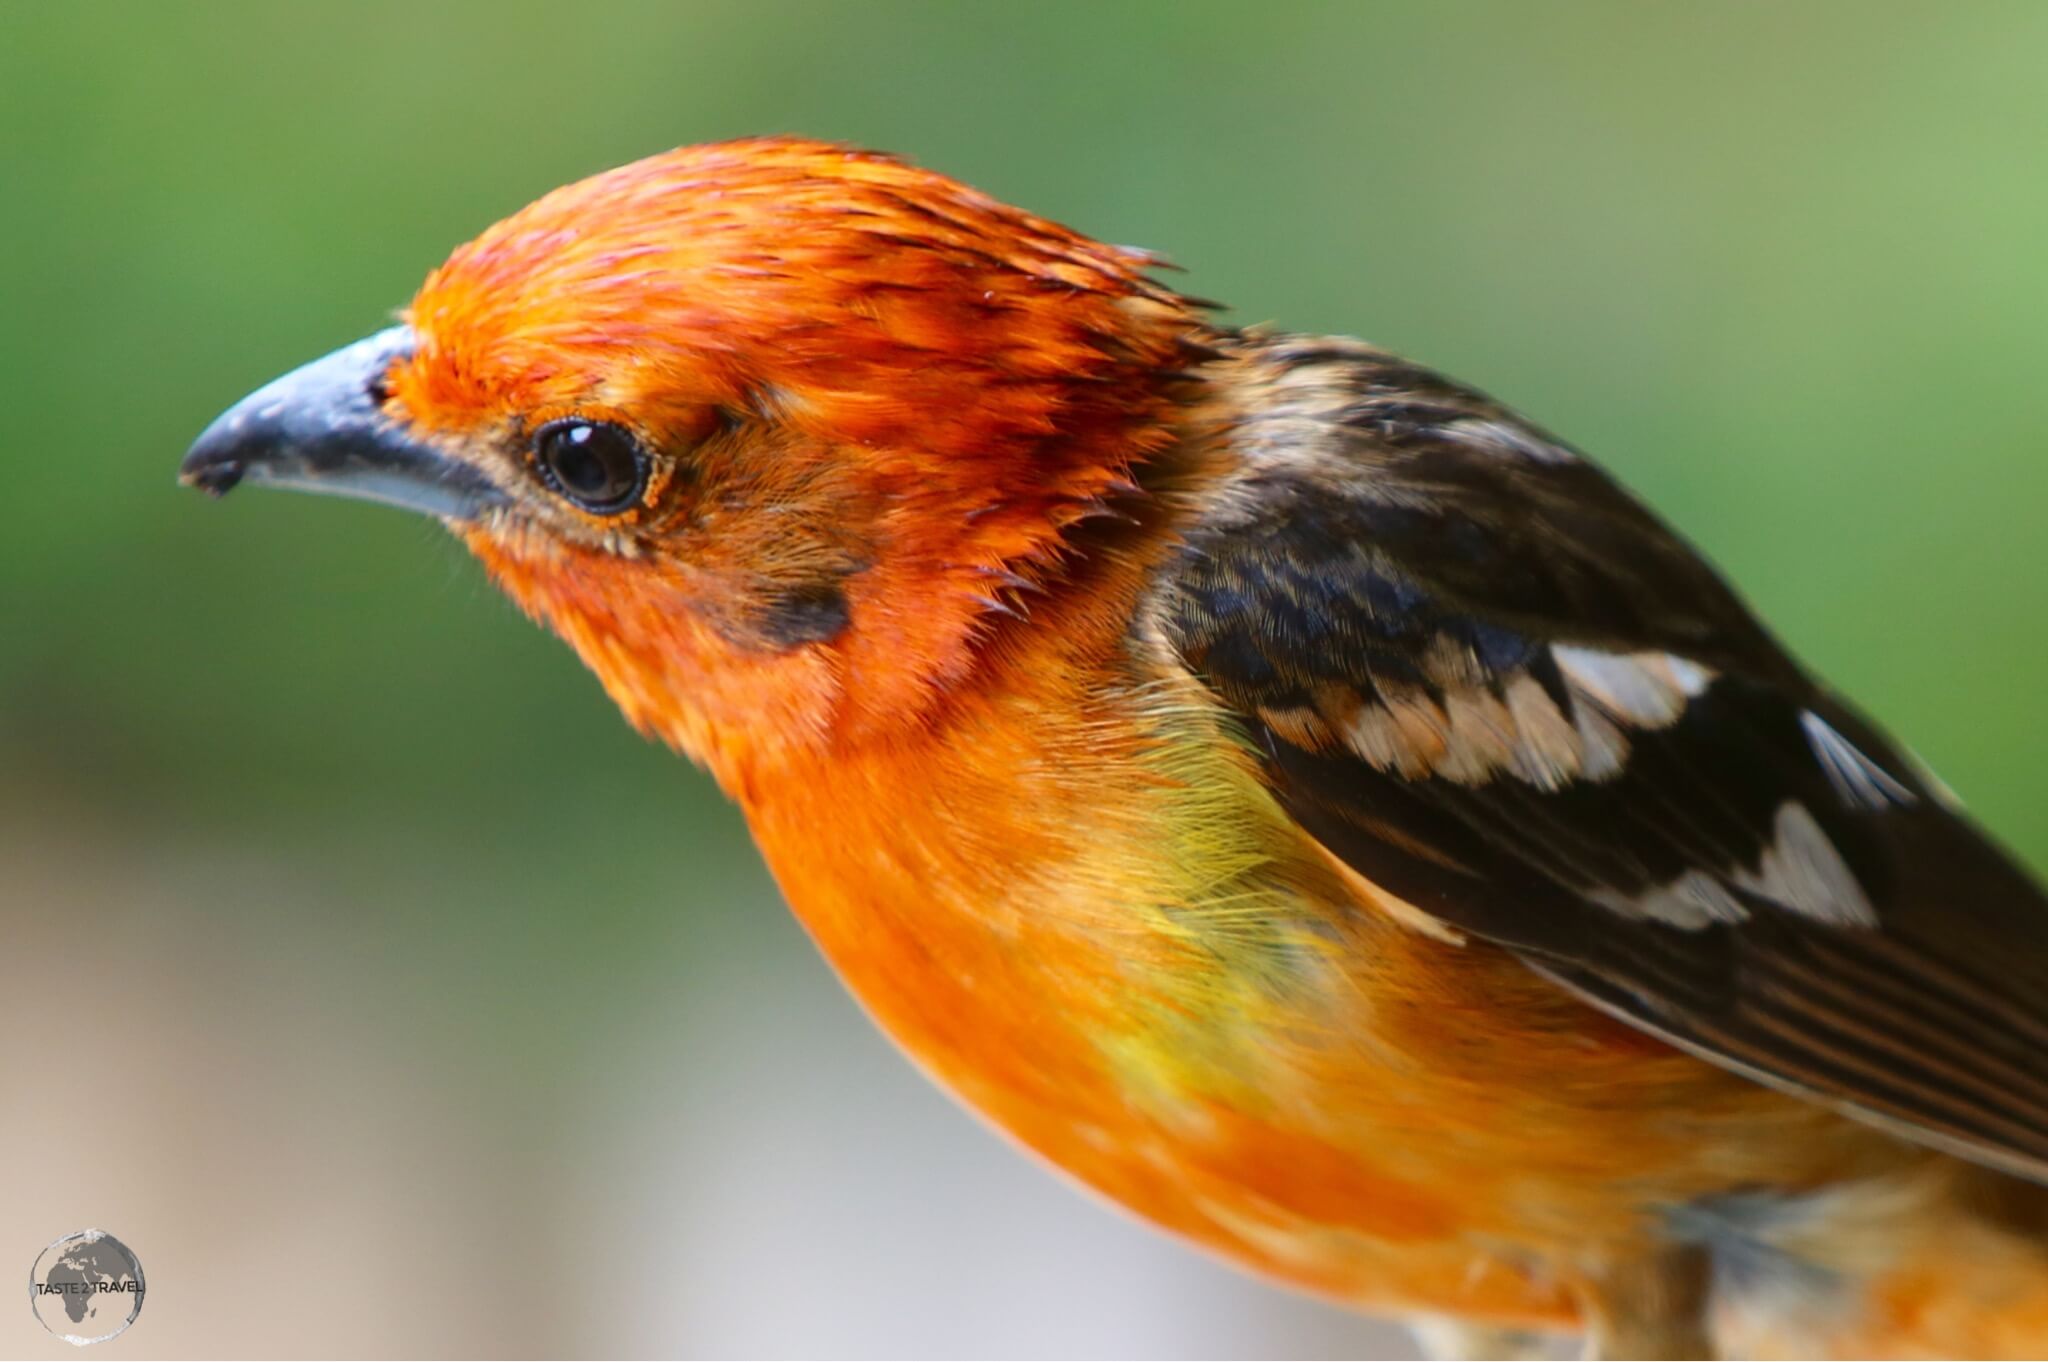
[[179, 326, 507, 521]]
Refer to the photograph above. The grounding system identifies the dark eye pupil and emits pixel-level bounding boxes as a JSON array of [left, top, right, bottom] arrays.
[[536, 421, 645, 512]]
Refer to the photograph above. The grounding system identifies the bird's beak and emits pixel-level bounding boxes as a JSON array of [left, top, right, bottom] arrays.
[[179, 325, 507, 521]]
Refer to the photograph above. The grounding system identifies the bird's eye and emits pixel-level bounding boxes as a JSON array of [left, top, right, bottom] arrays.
[[532, 419, 648, 514]]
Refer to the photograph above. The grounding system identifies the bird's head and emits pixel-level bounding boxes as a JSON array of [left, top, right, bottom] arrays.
[[183, 139, 1210, 790]]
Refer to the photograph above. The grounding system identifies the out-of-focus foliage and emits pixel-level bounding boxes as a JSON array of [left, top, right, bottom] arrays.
[[1, 3, 2043, 1356]]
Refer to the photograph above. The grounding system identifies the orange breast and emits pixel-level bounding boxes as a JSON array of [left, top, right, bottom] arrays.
[[735, 662, 1889, 1330]]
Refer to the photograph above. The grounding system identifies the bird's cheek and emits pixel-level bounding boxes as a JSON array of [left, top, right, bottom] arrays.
[[461, 519, 644, 630], [462, 523, 685, 697], [456, 520, 851, 787]]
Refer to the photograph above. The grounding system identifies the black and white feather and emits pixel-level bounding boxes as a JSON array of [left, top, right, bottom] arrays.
[[1159, 334, 2048, 1180]]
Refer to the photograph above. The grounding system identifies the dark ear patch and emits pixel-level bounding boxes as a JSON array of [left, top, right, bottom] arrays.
[[755, 581, 852, 648]]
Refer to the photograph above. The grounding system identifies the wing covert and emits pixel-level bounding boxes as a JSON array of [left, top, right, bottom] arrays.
[[1161, 334, 2048, 1180]]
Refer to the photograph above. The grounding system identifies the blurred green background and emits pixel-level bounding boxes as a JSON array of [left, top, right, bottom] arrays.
[[3, 2, 2045, 1357]]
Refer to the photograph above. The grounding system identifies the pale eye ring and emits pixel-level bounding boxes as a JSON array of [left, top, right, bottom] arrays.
[[532, 419, 648, 514]]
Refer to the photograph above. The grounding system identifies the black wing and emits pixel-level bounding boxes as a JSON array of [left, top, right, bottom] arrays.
[[1161, 335, 2048, 1179]]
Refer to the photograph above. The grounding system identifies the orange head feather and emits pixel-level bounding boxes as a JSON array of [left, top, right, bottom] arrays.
[[358, 137, 1210, 788]]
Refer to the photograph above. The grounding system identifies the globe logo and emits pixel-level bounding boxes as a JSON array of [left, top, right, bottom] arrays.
[[29, 1230, 145, 1347]]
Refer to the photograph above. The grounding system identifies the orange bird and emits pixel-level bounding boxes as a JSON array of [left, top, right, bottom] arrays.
[[182, 139, 2048, 1358]]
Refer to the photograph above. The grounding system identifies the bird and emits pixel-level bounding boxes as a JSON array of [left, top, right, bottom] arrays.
[[180, 137, 2048, 1358]]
